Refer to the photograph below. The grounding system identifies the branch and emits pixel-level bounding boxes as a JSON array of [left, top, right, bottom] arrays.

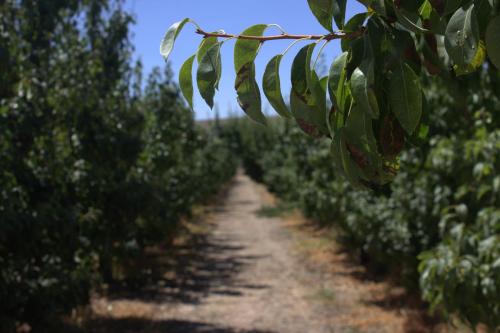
[[195, 28, 365, 42]]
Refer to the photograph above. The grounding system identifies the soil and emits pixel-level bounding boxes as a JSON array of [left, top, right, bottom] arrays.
[[81, 171, 459, 333]]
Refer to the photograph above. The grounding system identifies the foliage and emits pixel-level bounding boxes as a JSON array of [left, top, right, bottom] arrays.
[[223, 66, 500, 331], [164, 2, 500, 328], [0, 1, 236, 331], [162, 0, 500, 189]]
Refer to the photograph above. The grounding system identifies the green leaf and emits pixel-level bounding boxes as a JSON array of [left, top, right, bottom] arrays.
[[389, 62, 423, 135], [407, 94, 430, 146], [160, 18, 190, 61], [345, 103, 377, 152], [307, 0, 334, 32], [197, 43, 221, 109], [179, 54, 195, 110], [344, 35, 365, 68], [342, 12, 367, 33], [328, 52, 349, 132], [444, 0, 463, 15], [234, 25, 273, 123], [332, 0, 348, 29], [445, 4, 480, 67], [331, 128, 364, 187], [419, 0, 433, 20], [293, 42, 325, 115], [328, 52, 348, 110], [486, 15, 500, 69], [262, 55, 291, 118], [344, 102, 384, 181], [395, 7, 430, 33], [290, 88, 324, 137], [310, 69, 327, 119], [370, 0, 387, 15], [197, 36, 218, 64], [234, 24, 269, 72], [341, 13, 367, 51], [291, 44, 314, 99], [476, 0, 493, 34], [235, 62, 266, 125], [290, 44, 329, 136], [350, 66, 379, 119]]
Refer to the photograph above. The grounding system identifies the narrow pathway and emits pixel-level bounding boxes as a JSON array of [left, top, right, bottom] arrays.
[[87, 172, 440, 333]]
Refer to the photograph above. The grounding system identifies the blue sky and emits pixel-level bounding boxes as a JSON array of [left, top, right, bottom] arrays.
[[124, 0, 365, 120]]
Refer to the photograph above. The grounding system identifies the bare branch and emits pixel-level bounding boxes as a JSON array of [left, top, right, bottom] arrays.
[[195, 28, 364, 42]]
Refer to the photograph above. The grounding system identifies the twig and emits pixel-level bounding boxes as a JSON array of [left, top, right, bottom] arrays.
[[195, 28, 364, 42]]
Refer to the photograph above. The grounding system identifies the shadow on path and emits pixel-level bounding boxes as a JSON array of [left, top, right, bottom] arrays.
[[84, 318, 277, 333], [75, 179, 273, 333], [105, 233, 268, 305]]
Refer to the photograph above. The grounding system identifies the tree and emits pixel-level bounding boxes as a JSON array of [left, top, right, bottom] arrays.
[[0, 1, 237, 330], [160, 0, 500, 190]]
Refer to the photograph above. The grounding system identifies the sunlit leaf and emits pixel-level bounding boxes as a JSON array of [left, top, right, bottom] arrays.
[[234, 24, 273, 123], [350, 66, 379, 119], [160, 18, 190, 61], [445, 4, 480, 67], [307, 0, 334, 32], [292, 44, 314, 98], [290, 44, 329, 136], [332, 0, 348, 29], [328, 52, 349, 132], [179, 54, 195, 110], [234, 24, 269, 72], [197, 43, 221, 109], [453, 40, 486, 75], [235, 62, 266, 125], [262, 55, 291, 118], [419, 0, 433, 20], [197, 36, 218, 64]]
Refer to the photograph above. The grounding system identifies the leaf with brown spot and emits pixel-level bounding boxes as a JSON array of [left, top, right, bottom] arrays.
[[379, 113, 406, 158], [235, 62, 266, 125]]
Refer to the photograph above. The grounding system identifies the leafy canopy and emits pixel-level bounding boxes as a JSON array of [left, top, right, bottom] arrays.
[[161, 0, 500, 190]]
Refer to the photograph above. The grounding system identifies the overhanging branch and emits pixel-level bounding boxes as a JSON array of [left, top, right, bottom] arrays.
[[195, 28, 365, 42]]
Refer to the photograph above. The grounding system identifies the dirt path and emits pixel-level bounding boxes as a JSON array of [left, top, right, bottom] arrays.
[[86, 172, 443, 333]]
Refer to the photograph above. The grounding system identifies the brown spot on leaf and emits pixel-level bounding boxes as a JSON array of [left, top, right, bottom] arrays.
[[235, 63, 252, 90], [424, 33, 438, 53], [379, 113, 405, 158], [403, 46, 421, 67], [424, 60, 442, 75], [422, 34, 441, 75], [429, 0, 445, 15], [296, 118, 322, 138], [346, 143, 369, 169]]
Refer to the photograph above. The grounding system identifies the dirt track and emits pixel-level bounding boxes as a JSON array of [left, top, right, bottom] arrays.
[[87, 172, 445, 333]]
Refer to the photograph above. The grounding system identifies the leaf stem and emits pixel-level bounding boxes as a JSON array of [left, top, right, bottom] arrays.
[[281, 37, 312, 56], [313, 39, 330, 72]]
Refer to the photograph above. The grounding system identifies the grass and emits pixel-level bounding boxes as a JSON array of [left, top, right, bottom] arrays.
[[255, 201, 295, 218], [297, 237, 332, 251], [306, 287, 336, 302]]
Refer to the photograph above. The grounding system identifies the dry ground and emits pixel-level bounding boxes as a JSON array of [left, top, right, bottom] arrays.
[[80, 171, 461, 333]]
